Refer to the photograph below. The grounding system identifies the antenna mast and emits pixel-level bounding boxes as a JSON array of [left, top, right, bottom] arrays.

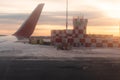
[[66, 0, 68, 31], [119, 21, 120, 37]]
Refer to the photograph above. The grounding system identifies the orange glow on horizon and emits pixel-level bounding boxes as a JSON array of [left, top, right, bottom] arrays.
[[32, 25, 120, 36], [87, 26, 119, 36], [0, 25, 120, 37], [32, 25, 73, 36]]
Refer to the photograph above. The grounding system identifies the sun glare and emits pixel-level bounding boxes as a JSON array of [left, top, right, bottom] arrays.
[[108, 12, 120, 19], [95, 2, 120, 19]]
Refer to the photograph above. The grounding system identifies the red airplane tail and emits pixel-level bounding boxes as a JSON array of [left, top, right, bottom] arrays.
[[13, 3, 44, 38]]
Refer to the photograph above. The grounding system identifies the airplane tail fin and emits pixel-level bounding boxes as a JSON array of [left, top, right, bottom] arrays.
[[13, 3, 44, 38]]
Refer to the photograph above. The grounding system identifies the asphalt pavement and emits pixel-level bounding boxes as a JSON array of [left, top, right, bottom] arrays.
[[0, 58, 120, 80]]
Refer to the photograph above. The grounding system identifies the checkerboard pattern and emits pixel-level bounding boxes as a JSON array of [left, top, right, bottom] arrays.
[[51, 17, 120, 48]]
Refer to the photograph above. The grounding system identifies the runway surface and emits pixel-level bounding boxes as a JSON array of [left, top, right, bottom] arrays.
[[0, 58, 120, 80]]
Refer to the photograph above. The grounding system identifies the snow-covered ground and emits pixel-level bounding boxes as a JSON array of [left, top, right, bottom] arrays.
[[0, 36, 120, 60], [0, 37, 120, 60]]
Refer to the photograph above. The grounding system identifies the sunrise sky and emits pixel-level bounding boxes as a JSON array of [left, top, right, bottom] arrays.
[[0, 0, 120, 36]]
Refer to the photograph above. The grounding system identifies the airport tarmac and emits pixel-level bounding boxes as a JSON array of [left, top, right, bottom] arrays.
[[1, 43, 120, 80], [0, 58, 120, 80]]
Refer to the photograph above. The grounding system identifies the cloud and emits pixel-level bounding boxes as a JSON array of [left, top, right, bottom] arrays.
[[0, 10, 118, 28], [39, 11, 117, 26], [0, 13, 28, 20], [0, 0, 119, 35]]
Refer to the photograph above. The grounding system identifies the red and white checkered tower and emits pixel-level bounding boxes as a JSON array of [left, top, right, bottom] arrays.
[[73, 17, 88, 36], [72, 17, 88, 46]]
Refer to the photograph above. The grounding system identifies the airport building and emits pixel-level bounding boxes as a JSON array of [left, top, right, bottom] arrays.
[[29, 36, 51, 45], [51, 17, 120, 48]]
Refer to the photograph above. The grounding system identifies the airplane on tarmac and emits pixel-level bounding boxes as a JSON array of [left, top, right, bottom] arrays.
[[0, 3, 44, 53], [0, 3, 44, 43]]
